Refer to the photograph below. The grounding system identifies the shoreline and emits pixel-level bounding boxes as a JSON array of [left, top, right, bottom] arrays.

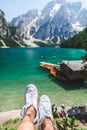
[[0, 109, 21, 125], [0, 105, 87, 126]]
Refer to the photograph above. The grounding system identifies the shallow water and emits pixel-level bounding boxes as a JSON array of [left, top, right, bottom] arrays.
[[0, 47, 87, 112]]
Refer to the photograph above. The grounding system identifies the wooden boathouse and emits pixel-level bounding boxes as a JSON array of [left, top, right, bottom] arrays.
[[40, 60, 87, 81], [58, 60, 86, 80]]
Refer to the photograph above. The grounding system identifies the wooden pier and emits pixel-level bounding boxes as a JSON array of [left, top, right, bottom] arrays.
[[40, 62, 67, 81]]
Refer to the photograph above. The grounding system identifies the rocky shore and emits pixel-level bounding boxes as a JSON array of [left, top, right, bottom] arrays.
[[0, 110, 21, 125], [0, 105, 87, 126]]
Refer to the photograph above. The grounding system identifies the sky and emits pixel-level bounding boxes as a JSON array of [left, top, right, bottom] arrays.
[[0, 0, 87, 21]]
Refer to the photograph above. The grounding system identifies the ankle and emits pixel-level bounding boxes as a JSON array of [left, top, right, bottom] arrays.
[[25, 106, 35, 120], [41, 117, 53, 129]]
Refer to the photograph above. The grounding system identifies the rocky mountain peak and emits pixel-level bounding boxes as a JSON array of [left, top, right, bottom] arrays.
[[0, 9, 24, 48], [0, 9, 7, 34], [10, 0, 87, 46]]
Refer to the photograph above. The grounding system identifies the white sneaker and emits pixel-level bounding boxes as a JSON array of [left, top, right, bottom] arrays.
[[38, 95, 53, 124], [21, 84, 38, 123]]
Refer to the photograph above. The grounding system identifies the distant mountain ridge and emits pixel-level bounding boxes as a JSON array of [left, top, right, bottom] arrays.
[[0, 9, 24, 47], [10, 0, 87, 46]]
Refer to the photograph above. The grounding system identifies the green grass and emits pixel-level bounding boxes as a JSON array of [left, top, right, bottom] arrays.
[[0, 116, 87, 130], [53, 116, 87, 130], [0, 118, 22, 130]]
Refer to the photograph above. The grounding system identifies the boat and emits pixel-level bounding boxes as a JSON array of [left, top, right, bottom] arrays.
[[39, 56, 46, 59]]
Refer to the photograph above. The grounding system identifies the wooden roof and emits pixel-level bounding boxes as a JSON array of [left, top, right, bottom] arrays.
[[62, 60, 87, 71]]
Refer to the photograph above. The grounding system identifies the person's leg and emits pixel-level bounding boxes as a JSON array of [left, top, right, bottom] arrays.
[[41, 117, 54, 130], [39, 95, 54, 130], [18, 106, 35, 130], [17, 84, 38, 130]]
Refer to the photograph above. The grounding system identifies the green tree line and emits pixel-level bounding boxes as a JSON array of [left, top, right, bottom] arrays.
[[61, 27, 87, 49]]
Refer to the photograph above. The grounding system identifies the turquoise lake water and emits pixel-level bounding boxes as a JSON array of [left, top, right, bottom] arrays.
[[0, 47, 87, 112]]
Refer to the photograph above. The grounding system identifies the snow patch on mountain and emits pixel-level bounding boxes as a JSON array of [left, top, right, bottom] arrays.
[[23, 38, 39, 47], [50, 4, 61, 17], [72, 21, 84, 31], [22, 16, 39, 38]]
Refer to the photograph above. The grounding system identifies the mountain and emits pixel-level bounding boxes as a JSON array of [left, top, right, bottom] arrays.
[[10, 0, 87, 47], [0, 9, 24, 48]]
